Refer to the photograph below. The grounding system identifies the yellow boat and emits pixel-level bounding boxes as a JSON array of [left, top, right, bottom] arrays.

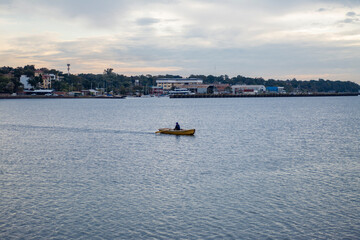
[[155, 128, 195, 135]]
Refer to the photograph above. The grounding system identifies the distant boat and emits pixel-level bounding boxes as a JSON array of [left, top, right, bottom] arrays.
[[155, 128, 195, 135], [168, 88, 192, 95]]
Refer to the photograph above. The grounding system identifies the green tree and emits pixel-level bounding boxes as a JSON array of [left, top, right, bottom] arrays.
[[0, 74, 21, 93], [28, 75, 43, 88], [23, 65, 35, 77], [104, 68, 114, 75], [0, 75, 10, 93]]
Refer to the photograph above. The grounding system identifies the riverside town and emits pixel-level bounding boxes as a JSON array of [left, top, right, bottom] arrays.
[[0, 65, 359, 98]]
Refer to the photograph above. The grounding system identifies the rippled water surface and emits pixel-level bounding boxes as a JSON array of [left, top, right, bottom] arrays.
[[1, 97, 360, 239]]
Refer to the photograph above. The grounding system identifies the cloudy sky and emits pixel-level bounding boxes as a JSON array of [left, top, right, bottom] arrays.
[[0, 0, 359, 83]]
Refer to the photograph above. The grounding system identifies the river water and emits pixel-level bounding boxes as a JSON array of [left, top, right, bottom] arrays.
[[1, 96, 359, 239]]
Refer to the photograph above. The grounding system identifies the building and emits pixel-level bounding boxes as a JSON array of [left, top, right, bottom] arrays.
[[156, 78, 203, 90], [231, 85, 266, 94], [266, 86, 285, 93], [42, 74, 59, 89], [42, 74, 51, 89], [194, 85, 210, 94], [192, 84, 230, 94], [175, 84, 208, 94], [81, 89, 100, 96], [34, 70, 43, 77], [213, 84, 231, 94], [20, 75, 32, 90], [68, 91, 82, 97], [150, 86, 164, 96], [162, 83, 231, 94], [35, 70, 60, 89]]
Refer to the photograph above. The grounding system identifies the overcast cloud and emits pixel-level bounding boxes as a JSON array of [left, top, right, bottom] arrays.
[[0, 0, 359, 82]]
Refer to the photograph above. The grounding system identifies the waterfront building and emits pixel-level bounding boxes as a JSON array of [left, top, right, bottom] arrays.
[[20, 75, 32, 90], [82, 89, 100, 96], [156, 78, 203, 90], [35, 70, 60, 89], [266, 86, 285, 93], [150, 86, 164, 96], [42, 74, 60, 89], [164, 83, 231, 94], [231, 85, 266, 94], [213, 84, 231, 94], [68, 91, 82, 97]]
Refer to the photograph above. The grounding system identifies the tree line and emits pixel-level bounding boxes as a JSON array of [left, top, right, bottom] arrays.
[[0, 65, 359, 94]]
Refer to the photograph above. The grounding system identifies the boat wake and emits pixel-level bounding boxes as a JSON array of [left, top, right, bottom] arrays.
[[1, 123, 155, 136]]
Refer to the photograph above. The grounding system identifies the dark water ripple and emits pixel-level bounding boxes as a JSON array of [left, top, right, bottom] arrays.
[[1, 97, 360, 239]]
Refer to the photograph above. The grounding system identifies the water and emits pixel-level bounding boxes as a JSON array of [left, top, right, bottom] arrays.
[[1, 96, 359, 239]]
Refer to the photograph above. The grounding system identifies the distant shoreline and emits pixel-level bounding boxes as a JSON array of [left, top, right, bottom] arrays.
[[0, 95, 126, 99], [170, 92, 359, 98], [0, 92, 358, 99]]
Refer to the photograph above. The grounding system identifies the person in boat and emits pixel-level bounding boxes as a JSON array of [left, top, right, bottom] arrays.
[[174, 122, 181, 130]]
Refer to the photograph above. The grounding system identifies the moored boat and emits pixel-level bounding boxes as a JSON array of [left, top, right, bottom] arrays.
[[156, 128, 195, 135], [168, 88, 192, 95]]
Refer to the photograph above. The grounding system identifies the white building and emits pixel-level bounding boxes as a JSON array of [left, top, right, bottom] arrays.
[[231, 85, 266, 94], [156, 78, 203, 90], [20, 75, 32, 89]]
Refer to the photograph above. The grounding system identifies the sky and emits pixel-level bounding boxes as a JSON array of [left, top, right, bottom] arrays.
[[0, 0, 360, 83]]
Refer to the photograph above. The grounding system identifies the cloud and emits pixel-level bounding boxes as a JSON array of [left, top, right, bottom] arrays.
[[1, 0, 360, 82], [1, 0, 182, 29], [4, 32, 359, 82], [338, 11, 360, 24], [136, 18, 161, 26], [346, 11, 357, 16], [341, 18, 359, 23]]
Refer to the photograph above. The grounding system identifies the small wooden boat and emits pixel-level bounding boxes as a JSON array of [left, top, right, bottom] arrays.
[[155, 128, 195, 135]]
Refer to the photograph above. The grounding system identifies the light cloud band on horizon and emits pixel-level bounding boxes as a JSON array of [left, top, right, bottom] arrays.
[[0, 0, 359, 83]]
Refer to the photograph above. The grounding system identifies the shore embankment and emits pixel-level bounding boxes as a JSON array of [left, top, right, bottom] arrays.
[[170, 92, 359, 98], [0, 92, 358, 99], [0, 95, 126, 99]]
